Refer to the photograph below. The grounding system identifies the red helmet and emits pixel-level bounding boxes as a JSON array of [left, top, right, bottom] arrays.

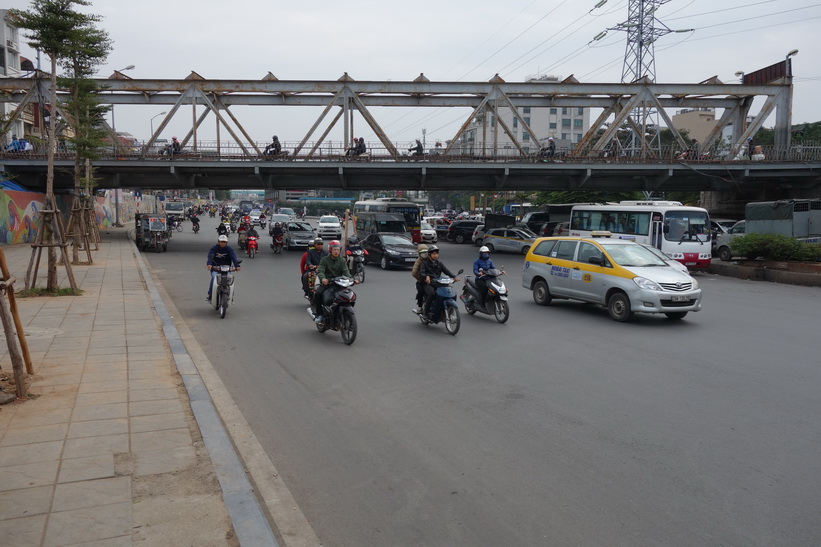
[[328, 240, 341, 249]]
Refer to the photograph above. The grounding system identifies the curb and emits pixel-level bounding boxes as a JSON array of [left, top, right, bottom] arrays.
[[130, 239, 280, 546], [707, 262, 821, 287]]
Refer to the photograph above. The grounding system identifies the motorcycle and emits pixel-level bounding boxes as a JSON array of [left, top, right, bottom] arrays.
[[307, 276, 358, 345], [209, 209, 216, 218], [210, 262, 240, 319], [345, 247, 367, 283], [192, 222, 200, 234], [416, 269, 463, 335], [220, 220, 232, 234], [460, 268, 509, 323], [270, 233, 284, 254], [246, 235, 258, 258], [171, 217, 183, 232], [259, 218, 267, 229]]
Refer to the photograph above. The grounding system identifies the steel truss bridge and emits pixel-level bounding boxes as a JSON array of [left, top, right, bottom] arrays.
[[1, 70, 819, 192]]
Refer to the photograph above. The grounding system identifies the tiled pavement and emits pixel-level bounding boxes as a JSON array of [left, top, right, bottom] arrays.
[[0, 230, 270, 546]]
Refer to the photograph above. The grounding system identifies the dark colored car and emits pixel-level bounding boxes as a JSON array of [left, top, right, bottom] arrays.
[[362, 233, 418, 269], [446, 220, 483, 244]]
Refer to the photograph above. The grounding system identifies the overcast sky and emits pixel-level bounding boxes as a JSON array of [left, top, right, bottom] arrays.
[[6, 0, 821, 147]]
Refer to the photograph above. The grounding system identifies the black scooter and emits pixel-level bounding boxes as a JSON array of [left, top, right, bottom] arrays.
[[461, 268, 509, 323]]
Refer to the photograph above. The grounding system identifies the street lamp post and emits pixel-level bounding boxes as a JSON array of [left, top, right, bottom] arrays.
[[150, 112, 167, 140], [786, 49, 798, 77], [111, 65, 134, 227]]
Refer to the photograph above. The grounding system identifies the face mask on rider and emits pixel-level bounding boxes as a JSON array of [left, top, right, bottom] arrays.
[[481, 253, 489, 259]]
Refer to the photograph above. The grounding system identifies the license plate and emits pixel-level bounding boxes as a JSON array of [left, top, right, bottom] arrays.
[[405, 258, 416, 263], [672, 295, 691, 302], [685, 262, 696, 266]]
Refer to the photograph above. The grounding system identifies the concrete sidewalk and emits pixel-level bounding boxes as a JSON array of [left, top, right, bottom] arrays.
[[0, 229, 277, 546]]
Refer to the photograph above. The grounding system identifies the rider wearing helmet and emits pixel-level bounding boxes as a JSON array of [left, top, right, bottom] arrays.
[[473, 245, 496, 305], [206, 234, 240, 302], [270, 221, 284, 238], [302, 238, 328, 298], [311, 240, 353, 323], [411, 244, 429, 313], [419, 244, 459, 317]]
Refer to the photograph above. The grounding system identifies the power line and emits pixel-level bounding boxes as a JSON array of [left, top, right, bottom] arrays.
[[457, 0, 570, 80]]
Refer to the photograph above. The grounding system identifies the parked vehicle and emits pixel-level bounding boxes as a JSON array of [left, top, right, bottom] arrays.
[[362, 233, 417, 270], [416, 269, 464, 335], [522, 236, 702, 322], [715, 221, 746, 261], [482, 227, 536, 254], [461, 268, 509, 323], [309, 276, 358, 345], [210, 263, 240, 319], [246, 235, 259, 258]]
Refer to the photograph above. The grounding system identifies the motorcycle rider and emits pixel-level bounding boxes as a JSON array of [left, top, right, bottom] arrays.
[[302, 238, 327, 299], [236, 222, 249, 250], [264, 135, 282, 156], [190, 212, 200, 232], [420, 245, 460, 318], [473, 245, 499, 306], [411, 244, 429, 313], [206, 234, 241, 302], [216, 221, 229, 237], [311, 240, 353, 323], [270, 222, 284, 239], [409, 139, 423, 157]]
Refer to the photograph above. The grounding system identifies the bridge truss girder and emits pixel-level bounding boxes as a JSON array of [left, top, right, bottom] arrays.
[[0, 71, 793, 157]]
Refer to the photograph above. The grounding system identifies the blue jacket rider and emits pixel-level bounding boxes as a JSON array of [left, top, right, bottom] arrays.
[[206, 235, 241, 301], [472, 246, 496, 304]]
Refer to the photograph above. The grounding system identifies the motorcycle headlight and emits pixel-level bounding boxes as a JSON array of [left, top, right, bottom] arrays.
[[633, 276, 662, 291]]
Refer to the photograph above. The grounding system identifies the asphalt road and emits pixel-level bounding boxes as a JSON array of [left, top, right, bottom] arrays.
[[143, 216, 821, 546]]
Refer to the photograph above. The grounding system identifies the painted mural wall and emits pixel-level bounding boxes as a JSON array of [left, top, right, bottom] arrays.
[[0, 189, 161, 245]]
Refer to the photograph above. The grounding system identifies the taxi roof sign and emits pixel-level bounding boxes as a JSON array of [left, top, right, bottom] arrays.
[[590, 231, 612, 238]]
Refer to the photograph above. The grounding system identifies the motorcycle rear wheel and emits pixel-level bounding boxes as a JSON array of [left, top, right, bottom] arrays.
[[354, 266, 365, 284], [445, 306, 460, 335], [249, 247, 256, 258], [340, 309, 357, 345]]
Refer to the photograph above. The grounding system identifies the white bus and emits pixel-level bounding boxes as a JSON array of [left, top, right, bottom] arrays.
[[569, 201, 712, 269]]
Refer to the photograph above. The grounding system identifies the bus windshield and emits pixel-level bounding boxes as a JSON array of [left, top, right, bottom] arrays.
[[664, 211, 709, 242]]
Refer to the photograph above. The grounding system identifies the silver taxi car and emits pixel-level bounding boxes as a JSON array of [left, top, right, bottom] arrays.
[[483, 227, 537, 254], [522, 235, 702, 322]]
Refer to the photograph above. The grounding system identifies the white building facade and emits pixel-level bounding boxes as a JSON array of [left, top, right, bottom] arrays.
[[0, 10, 24, 141], [458, 75, 591, 156]]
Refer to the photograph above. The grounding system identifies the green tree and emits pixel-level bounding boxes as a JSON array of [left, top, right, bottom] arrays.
[[534, 190, 642, 205], [11, 0, 107, 291]]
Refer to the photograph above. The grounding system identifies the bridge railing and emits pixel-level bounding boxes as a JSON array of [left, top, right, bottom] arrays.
[[3, 141, 821, 164]]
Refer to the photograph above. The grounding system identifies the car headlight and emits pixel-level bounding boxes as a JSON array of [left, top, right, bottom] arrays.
[[689, 277, 700, 290], [633, 276, 662, 291], [387, 249, 399, 255]]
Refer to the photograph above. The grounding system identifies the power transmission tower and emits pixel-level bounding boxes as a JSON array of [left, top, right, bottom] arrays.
[[609, 0, 675, 158]]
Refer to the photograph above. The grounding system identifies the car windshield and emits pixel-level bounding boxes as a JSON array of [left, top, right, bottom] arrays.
[[250, 209, 261, 216], [279, 208, 295, 215], [381, 235, 413, 246], [421, 222, 433, 230], [639, 244, 671, 262], [319, 216, 338, 223], [270, 215, 289, 223], [600, 243, 667, 267], [289, 222, 313, 232]]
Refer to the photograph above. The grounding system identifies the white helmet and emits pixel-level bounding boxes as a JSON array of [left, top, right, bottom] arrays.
[[218, 235, 228, 242], [479, 246, 490, 253]]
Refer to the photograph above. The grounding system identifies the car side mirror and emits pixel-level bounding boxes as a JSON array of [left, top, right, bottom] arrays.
[[588, 256, 602, 265]]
